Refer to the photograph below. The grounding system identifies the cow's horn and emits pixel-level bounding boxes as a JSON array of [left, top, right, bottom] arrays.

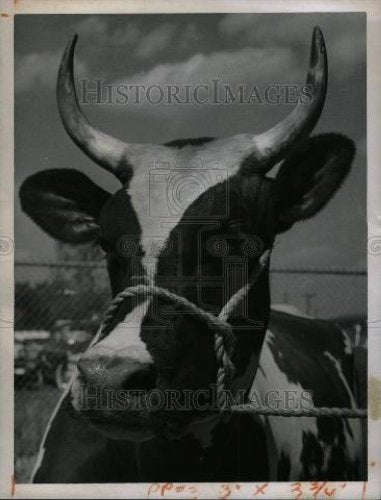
[[235, 26, 328, 173], [57, 34, 132, 183]]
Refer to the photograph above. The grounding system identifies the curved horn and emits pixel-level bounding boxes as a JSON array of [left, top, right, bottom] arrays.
[[233, 26, 328, 173], [57, 34, 132, 183]]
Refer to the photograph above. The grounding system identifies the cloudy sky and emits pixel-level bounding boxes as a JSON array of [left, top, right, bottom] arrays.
[[15, 13, 366, 271]]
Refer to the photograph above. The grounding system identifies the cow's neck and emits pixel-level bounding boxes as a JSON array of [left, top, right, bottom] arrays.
[[128, 412, 269, 482]]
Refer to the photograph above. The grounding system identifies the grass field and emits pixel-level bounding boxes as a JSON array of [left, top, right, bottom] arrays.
[[15, 387, 61, 482]]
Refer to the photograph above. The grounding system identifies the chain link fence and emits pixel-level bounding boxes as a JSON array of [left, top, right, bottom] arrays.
[[14, 260, 367, 481]]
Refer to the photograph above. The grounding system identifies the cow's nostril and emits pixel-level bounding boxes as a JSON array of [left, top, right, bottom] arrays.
[[77, 356, 102, 384], [122, 364, 157, 392], [76, 353, 157, 391]]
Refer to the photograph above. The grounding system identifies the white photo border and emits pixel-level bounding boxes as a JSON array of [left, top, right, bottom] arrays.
[[0, 1, 380, 498]]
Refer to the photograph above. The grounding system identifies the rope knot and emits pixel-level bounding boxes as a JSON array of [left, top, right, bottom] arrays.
[[91, 249, 367, 419]]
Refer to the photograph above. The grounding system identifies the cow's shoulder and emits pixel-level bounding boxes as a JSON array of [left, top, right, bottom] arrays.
[[268, 308, 354, 401], [269, 307, 350, 355], [253, 310, 364, 481]]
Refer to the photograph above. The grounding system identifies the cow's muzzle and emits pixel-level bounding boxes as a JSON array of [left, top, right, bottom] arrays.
[[70, 347, 159, 441]]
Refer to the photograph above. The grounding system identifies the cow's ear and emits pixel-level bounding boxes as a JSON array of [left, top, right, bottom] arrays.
[[20, 169, 111, 243], [273, 134, 355, 233]]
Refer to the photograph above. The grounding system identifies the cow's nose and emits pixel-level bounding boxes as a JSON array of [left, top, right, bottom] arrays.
[[77, 351, 157, 391]]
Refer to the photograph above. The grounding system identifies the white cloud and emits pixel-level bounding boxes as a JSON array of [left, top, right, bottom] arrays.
[[73, 16, 141, 47], [219, 14, 365, 69], [15, 51, 88, 93], [74, 17, 108, 40], [73, 17, 197, 58], [134, 23, 177, 59], [14, 19, 203, 95], [178, 23, 202, 48], [73, 16, 178, 57], [219, 14, 257, 36], [219, 14, 312, 45], [110, 23, 141, 46], [106, 45, 301, 118], [115, 45, 299, 90]]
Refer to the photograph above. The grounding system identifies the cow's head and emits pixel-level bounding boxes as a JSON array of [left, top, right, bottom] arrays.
[[20, 27, 355, 442]]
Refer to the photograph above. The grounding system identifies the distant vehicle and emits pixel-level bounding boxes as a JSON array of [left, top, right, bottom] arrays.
[[40, 327, 93, 390], [15, 330, 50, 342], [14, 325, 93, 390], [14, 338, 46, 389]]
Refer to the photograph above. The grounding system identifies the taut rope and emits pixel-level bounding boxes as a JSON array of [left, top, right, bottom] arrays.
[[92, 249, 367, 419]]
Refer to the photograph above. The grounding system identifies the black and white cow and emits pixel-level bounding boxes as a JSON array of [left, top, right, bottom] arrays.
[[20, 27, 365, 482]]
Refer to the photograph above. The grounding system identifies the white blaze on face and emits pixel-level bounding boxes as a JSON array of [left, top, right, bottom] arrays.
[[92, 140, 248, 374], [127, 141, 244, 278]]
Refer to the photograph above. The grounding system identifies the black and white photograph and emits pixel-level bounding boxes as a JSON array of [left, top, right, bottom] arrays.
[[1, 1, 380, 498]]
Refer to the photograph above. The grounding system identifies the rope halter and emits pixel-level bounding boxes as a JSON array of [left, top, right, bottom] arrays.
[[91, 248, 367, 419]]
